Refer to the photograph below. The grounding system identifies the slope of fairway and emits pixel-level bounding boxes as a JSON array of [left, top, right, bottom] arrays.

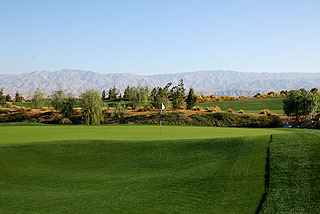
[[0, 135, 270, 213], [259, 130, 320, 213], [0, 124, 289, 145], [197, 98, 285, 114]]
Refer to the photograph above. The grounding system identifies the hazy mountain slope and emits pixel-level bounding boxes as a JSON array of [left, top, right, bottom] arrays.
[[0, 69, 319, 97]]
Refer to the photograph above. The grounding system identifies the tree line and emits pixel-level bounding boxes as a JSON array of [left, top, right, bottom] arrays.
[[100, 79, 197, 110]]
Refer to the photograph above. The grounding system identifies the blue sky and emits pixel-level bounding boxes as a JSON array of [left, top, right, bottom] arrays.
[[0, 0, 319, 75]]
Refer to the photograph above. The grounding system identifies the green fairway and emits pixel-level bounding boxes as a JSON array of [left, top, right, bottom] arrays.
[[197, 98, 285, 114], [0, 124, 318, 213], [0, 135, 269, 213]]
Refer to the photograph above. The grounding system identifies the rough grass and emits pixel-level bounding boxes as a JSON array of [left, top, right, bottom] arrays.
[[259, 130, 320, 213], [0, 136, 269, 214], [197, 98, 285, 114]]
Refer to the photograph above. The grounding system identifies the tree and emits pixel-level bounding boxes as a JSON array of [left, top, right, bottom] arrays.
[[51, 90, 64, 110], [15, 91, 23, 102], [283, 88, 320, 120], [150, 88, 157, 102], [153, 83, 172, 109], [60, 93, 76, 118], [102, 90, 107, 100], [5, 94, 12, 102], [310, 88, 319, 93], [80, 89, 104, 125], [131, 86, 149, 109], [108, 86, 118, 100], [123, 85, 131, 101], [32, 90, 45, 109], [171, 79, 186, 109], [0, 88, 5, 102], [186, 88, 197, 109], [112, 101, 125, 122]]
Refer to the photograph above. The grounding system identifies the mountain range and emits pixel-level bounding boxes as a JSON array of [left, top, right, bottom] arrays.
[[0, 69, 319, 97]]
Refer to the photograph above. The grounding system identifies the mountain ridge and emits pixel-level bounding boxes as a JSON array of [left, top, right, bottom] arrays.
[[0, 69, 319, 97]]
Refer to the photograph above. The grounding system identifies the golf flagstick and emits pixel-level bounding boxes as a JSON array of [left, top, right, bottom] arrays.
[[160, 103, 165, 133]]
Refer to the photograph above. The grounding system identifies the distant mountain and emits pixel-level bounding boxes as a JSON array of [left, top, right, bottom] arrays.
[[0, 69, 320, 97]]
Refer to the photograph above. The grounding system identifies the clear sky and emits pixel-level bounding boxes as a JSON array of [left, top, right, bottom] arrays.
[[0, 0, 319, 75]]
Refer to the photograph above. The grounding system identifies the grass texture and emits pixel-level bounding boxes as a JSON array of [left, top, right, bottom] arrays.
[[197, 98, 285, 114], [0, 124, 288, 145], [0, 124, 282, 213], [259, 130, 320, 213]]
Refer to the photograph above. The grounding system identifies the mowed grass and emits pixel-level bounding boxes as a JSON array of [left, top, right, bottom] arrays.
[[259, 130, 320, 213], [0, 124, 289, 213], [197, 98, 285, 114], [0, 137, 269, 213], [0, 124, 289, 145], [1, 124, 318, 213]]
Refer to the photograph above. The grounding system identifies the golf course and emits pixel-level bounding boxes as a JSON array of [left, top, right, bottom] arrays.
[[1, 124, 319, 213]]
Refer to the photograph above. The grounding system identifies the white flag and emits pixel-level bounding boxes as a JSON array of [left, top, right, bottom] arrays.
[[161, 103, 165, 110]]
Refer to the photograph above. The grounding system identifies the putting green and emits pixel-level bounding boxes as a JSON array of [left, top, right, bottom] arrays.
[[0, 124, 289, 145]]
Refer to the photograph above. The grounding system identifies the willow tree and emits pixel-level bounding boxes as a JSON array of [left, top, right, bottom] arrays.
[[80, 89, 104, 125], [32, 90, 45, 109], [283, 88, 320, 120]]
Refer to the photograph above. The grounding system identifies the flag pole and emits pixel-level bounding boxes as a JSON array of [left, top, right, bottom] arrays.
[[160, 103, 165, 133], [160, 109, 162, 133]]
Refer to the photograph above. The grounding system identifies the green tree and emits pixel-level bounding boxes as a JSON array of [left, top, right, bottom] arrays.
[[51, 90, 64, 110], [108, 86, 118, 100], [5, 94, 12, 102], [123, 85, 130, 101], [80, 89, 104, 125], [0, 88, 5, 102], [32, 90, 45, 109], [171, 79, 186, 109], [153, 83, 172, 109], [112, 101, 125, 122], [150, 87, 157, 102], [102, 90, 107, 100], [61, 93, 76, 118], [310, 88, 319, 93], [186, 88, 197, 109], [283, 88, 320, 120], [15, 91, 23, 102]]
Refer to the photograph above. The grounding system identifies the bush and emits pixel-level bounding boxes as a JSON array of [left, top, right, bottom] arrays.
[[41, 107, 48, 111], [75, 109, 82, 115], [238, 109, 245, 114], [102, 107, 109, 113], [260, 109, 273, 116], [179, 106, 187, 110], [215, 106, 221, 112], [205, 107, 212, 112], [0, 108, 10, 114], [192, 106, 202, 111], [60, 118, 72, 124], [271, 115, 283, 127], [228, 109, 235, 113], [144, 106, 152, 111], [137, 106, 145, 112], [6, 102, 12, 108]]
